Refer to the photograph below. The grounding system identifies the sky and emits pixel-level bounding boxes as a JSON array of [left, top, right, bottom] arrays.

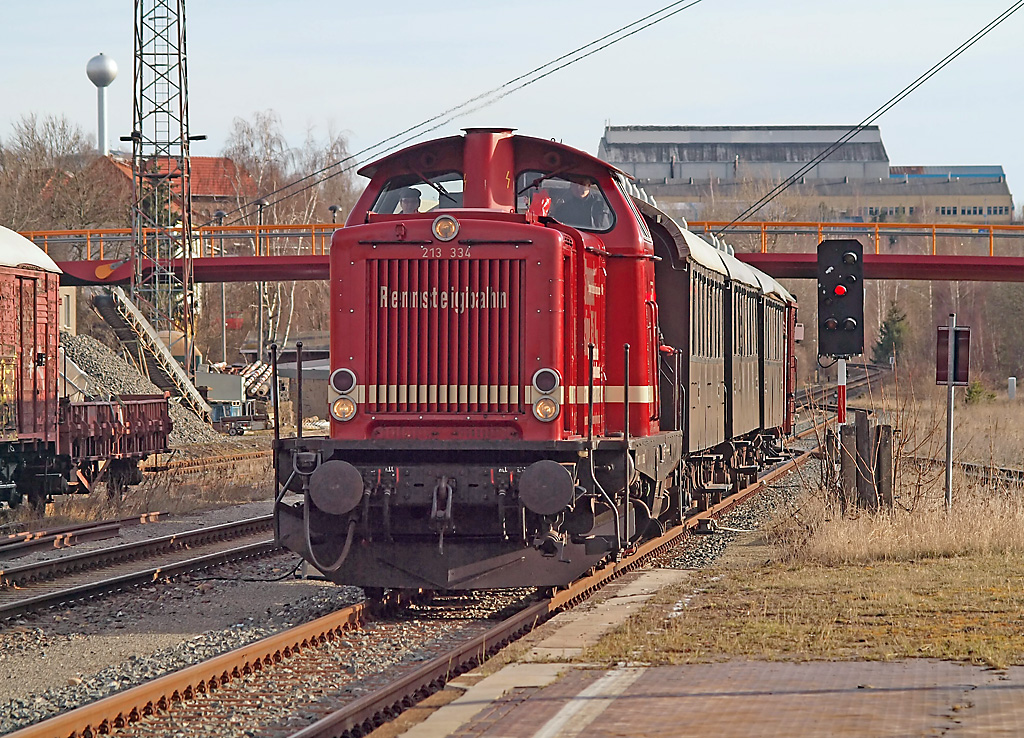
[[2, 0, 1023, 207]]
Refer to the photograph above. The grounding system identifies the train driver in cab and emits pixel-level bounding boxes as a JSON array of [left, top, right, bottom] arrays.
[[398, 188, 421, 214], [551, 177, 608, 230]]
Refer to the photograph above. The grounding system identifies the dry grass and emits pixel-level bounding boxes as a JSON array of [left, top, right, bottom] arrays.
[[585, 554, 1024, 668], [0, 438, 275, 529], [770, 480, 1024, 565], [586, 377, 1024, 670], [48, 454, 274, 521]]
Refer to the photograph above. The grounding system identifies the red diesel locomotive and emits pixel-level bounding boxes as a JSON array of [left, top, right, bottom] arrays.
[[274, 129, 796, 591]]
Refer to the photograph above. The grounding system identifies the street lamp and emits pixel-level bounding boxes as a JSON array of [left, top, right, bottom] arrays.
[[255, 199, 269, 363], [328, 204, 340, 224], [215, 210, 227, 363], [255, 199, 269, 254]]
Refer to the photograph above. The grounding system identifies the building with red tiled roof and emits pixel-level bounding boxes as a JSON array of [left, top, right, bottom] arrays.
[[99, 154, 258, 223]]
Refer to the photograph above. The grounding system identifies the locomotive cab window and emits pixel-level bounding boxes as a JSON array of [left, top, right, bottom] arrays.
[[515, 171, 614, 232], [371, 171, 465, 214]]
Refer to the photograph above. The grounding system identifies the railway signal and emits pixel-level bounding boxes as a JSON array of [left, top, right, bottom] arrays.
[[817, 239, 864, 358]]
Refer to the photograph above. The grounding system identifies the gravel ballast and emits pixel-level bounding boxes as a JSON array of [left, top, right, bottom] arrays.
[[654, 455, 821, 571], [0, 451, 823, 735], [0, 550, 360, 734]]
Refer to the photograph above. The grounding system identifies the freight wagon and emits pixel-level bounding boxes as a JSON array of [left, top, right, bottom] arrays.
[[0, 225, 171, 508]]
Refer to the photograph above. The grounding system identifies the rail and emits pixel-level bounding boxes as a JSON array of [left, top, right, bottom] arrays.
[[19, 219, 1024, 261], [0, 515, 272, 592], [5, 448, 816, 738], [0, 513, 167, 558]]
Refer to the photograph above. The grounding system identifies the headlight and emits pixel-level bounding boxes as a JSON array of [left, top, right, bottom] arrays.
[[329, 367, 357, 395], [330, 396, 357, 422], [533, 397, 559, 422], [432, 215, 459, 241], [532, 368, 561, 395]]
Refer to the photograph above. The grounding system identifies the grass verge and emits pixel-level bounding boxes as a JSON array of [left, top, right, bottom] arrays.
[[585, 553, 1024, 669]]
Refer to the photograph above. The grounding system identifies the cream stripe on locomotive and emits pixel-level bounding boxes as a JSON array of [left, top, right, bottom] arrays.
[[332, 385, 654, 408]]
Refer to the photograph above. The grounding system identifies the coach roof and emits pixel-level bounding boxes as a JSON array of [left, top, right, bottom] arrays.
[[0, 225, 62, 274]]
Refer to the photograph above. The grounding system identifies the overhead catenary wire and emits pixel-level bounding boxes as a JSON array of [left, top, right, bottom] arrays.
[[713, 0, 1024, 237], [207, 0, 705, 226]]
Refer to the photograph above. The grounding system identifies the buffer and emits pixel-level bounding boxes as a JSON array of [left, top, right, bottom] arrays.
[[93, 287, 212, 421]]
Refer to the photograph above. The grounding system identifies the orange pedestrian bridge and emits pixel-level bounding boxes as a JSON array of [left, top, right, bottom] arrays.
[[21, 219, 1024, 285]]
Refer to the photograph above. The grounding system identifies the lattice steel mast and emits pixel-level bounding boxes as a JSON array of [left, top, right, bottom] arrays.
[[126, 0, 197, 373]]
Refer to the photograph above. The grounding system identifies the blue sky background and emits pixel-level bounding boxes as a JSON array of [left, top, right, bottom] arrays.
[[2, 1, 1022, 206]]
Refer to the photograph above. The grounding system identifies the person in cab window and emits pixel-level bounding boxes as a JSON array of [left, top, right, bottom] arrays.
[[398, 188, 421, 214], [551, 179, 605, 229]]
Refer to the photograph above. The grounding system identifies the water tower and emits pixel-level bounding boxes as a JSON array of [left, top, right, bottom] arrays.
[[86, 53, 118, 156]]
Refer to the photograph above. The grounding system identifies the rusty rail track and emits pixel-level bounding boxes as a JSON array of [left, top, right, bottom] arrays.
[[5, 446, 816, 738], [0, 516, 277, 620], [0, 513, 167, 559], [141, 450, 272, 475], [0, 539, 279, 622], [906, 454, 1024, 486], [293, 447, 819, 738], [795, 363, 884, 410]]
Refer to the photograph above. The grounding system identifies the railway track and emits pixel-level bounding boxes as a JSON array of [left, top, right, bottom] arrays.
[[794, 362, 885, 410], [141, 450, 272, 475], [0, 513, 167, 559], [0, 516, 278, 621], [906, 455, 1024, 487], [6, 448, 816, 738]]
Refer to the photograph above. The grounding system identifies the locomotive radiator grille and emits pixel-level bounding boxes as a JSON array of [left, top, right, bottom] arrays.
[[367, 258, 525, 414]]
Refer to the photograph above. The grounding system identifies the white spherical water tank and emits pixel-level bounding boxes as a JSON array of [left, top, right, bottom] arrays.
[[86, 53, 118, 87], [86, 54, 118, 155]]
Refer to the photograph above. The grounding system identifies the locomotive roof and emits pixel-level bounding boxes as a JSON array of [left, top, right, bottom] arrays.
[[0, 226, 62, 274], [357, 130, 631, 180]]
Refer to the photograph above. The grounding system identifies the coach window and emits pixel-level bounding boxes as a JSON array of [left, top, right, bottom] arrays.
[[515, 171, 615, 232], [371, 171, 465, 214]]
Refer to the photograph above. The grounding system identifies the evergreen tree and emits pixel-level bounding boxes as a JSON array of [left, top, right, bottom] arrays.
[[872, 302, 908, 365]]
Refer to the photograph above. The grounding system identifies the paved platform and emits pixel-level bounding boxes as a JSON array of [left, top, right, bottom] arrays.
[[433, 660, 1024, 737], [396, 567, 1024, 737]]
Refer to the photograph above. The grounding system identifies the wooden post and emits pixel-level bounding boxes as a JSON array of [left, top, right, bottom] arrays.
[[824, 427, 839, 491], [875, 424, 894, 510], [840, 423, 857, 514], [855, 410, 876, 510]]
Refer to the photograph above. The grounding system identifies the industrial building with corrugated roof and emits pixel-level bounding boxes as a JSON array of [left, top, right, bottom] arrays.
[[597, 125, 1013, 223]]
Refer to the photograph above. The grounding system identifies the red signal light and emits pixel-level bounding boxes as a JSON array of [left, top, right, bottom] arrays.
[[833, 284, 847, 297]]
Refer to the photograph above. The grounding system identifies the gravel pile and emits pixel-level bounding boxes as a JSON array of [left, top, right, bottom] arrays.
[[60, 332, 221, 446]]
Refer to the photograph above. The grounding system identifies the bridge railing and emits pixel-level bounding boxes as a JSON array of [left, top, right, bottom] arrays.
[[22, 224, 339, 261], [19, 220, 1024, 261], [688, 220, 1024, 256]]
